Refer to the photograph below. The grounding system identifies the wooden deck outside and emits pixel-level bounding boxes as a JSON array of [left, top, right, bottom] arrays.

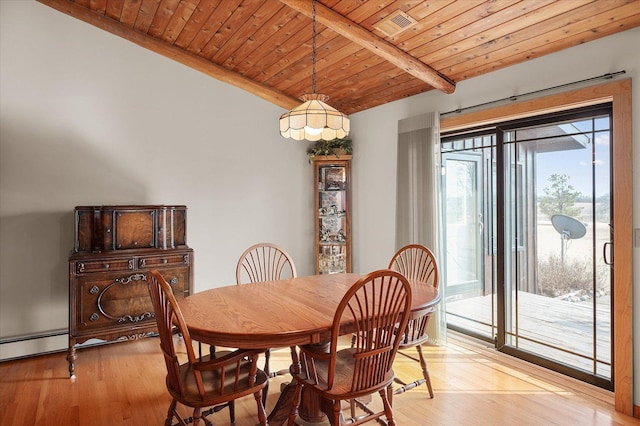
[[446, 291, 611, 377]]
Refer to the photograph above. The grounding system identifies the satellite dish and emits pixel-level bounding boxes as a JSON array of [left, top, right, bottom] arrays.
[[551, 214, 587, 239], [551, 214, 587, 262]]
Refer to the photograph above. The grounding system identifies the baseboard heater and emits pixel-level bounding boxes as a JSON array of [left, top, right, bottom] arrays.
[[0, 329, 68, 362]]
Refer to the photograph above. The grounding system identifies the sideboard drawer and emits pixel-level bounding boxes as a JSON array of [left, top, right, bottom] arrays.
[[75, 258, 135, 274], [138, 253, 190, 269]]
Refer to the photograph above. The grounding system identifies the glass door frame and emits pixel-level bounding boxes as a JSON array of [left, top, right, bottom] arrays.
[[438, 79, 632, 414], [496, 105, 613, 390], [441, 104, 615, 390]]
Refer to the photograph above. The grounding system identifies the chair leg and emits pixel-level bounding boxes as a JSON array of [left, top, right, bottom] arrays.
[[290, 346, 301, 375], [228, 400, 235, 423], [166, 399, 178, 426], [264, 348, 272, 376], [415, 344, 434, 398], [192, 407, 202, 426], [379, 387, 396, 426], [254, 389, 268, 426], [263, 349, 271, 407], [330, 399, 342, 426], [349, 398, 357, 422]]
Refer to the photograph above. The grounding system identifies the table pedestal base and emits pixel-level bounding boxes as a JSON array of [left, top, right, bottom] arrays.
[[294, 415, 331, 426], [268, 381, 331, 425], [267, 382, 296, 425]]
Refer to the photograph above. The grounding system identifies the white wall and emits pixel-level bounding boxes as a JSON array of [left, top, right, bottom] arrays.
[[0, 1, 314, 358], [350, 26, 640, 403], [2, 0, 639, 403]]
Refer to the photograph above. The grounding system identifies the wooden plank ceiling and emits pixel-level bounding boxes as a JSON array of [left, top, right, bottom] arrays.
[[38, 0, 640, 115]]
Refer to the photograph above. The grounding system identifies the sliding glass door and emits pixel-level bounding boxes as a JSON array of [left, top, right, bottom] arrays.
[[442, 105, 613, 388]]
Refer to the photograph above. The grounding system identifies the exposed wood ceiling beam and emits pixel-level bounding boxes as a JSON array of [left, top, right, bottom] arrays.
[[36, 0, 301, 111], [279, 0, 456, 95]]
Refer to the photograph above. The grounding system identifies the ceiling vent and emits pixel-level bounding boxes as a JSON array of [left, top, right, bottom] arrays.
[[374, 10, 417, 38]]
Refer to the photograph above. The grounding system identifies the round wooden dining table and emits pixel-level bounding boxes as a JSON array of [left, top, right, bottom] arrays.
[[178, 272, 440, 425]]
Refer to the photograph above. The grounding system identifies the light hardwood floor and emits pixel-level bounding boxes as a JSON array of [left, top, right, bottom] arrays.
[[1, 332, 638, 426]]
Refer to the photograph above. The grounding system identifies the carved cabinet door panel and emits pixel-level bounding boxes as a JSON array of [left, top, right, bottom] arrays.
[[74, 268, 189, 335]]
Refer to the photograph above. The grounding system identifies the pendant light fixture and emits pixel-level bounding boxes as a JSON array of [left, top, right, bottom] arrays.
[[279, 0, 350, 141]]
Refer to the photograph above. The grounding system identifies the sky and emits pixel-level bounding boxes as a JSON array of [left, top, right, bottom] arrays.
[[533, 117, 610, 198]]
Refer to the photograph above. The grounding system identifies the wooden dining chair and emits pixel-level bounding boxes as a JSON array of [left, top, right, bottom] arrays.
[[236, 242, 298, 285], [236, 242, 298, 376], [287, 269, 412, 426], [146, 270, 269, 426], [236, 242, 298, 403], [388, 244, 439, 398]]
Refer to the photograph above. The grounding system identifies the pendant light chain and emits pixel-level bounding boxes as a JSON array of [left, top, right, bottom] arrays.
[[278, 0, 350, 141], [311, 0, 317, 94]]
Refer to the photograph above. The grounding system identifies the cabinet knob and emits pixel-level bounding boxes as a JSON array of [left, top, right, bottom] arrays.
[[162, 259, 168, 264], [103, 263, 109, 269], [170, 277, 178, 285]]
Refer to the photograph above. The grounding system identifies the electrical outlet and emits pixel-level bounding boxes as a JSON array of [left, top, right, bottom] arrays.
[[635, 228, 640, 248]]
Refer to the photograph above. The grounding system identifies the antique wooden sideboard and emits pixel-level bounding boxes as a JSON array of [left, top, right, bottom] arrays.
[[67, 205, 193, 377]]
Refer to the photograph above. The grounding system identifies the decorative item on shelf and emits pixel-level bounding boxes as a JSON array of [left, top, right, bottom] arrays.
[[320, 225, 330, 242], [307, 137, 352, 163], [279, 0, 349, 141]]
